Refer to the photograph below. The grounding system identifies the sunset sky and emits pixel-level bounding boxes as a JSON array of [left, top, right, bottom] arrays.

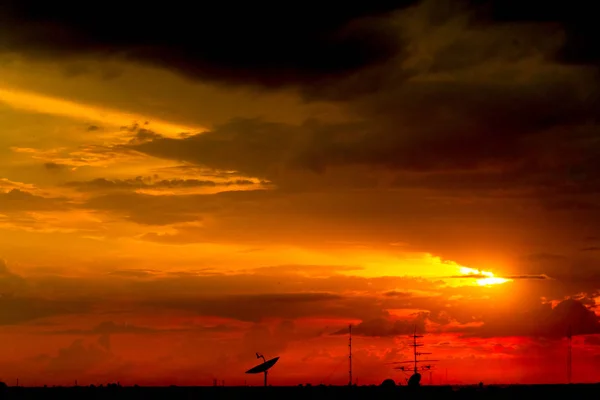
[[0, 0, 599, 387]]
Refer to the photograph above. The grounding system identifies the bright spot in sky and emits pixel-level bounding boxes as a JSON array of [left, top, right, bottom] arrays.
[[459, 266, 510, 286]]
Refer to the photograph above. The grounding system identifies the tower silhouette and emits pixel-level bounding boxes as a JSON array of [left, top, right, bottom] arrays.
[[387, 326, 438, 387], [348, 324, 353, 386], [567, 325, 572, 384]]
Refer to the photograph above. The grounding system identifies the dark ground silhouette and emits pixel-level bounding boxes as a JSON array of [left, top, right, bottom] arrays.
[[1, 384, 599, 400]]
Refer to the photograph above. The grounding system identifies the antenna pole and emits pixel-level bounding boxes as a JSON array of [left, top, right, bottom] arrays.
[[567, 325, 572, 384], [413, 328, 418, 374], [264, 370, 268, 387], [349, 324, 353, 386]]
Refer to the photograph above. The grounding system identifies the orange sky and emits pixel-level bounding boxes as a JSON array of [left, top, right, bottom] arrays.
[[0, 0, 599, 387]]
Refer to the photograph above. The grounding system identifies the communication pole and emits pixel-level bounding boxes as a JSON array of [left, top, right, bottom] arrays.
[[567, 325, 572, 384], [348, 324, 353, 386]]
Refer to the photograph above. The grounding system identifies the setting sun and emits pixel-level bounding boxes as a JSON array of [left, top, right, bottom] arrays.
[[459, 267, 511, 286]]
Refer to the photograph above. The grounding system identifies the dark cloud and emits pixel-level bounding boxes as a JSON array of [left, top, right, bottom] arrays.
[[108, 269, 440, 300], [65, 176, 255, 192], [127, 127, 168, 144], [467, 0, 600, 66], [0, 1, 419, 88], [49, 321, 159, 336], [82, 188, 276, 226], [127, 86, 596, 179], [0, 189, 67, 212], [39, 336, 132, 380], [149, 292, 386, 323], [581, 247, 600, 252], [107, 269, 159, 278], [506, 275, 551, 280], [1, 1, 598, 91], [460, 299, 600, 339], [0, 296, 90, 326], [383, 291, 414, 297], [82, 192, 220, 225], [248, 264, 364, 276], [126, 70, 599, 194], [0, 259, 27, 294], [43, 162, 67, 171], [516, 256, 600, 292], [44, 321, 229, 336], [0, 264, 92, 325], [127, 118, 368, 179], [21, 0, 587, 213], [333, 313, 427, 337]]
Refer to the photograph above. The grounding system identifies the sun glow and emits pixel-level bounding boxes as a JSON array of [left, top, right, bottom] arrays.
[[459, 266, 510, 286]]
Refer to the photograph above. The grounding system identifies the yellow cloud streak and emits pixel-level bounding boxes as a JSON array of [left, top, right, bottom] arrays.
[[0, 86, 203, 137]]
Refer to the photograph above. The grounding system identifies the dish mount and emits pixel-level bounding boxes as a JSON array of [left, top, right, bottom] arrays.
[[245, 353, 280, 386]]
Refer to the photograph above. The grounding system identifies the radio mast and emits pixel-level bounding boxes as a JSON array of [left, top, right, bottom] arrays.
[[348, 324, 353, 386], [386, 326, 439, 387], [567, 325, 572, 384]]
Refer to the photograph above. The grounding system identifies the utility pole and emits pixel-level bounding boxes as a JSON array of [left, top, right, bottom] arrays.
[[348, 324, 353, 386]]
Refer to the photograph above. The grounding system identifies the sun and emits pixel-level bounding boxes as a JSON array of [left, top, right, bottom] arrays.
[[459, 266, 510, 286]]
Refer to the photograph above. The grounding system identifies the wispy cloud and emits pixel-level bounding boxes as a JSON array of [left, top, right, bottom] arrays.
[[0, 86, 202, 137], [446, 274, 551, 280]]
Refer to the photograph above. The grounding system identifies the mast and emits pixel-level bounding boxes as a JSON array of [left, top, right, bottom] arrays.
[[409, 326, 424, 374], [567, 325, 572, 384], [413, 330, 417, 373], [348, 324, 353, 386], [256, 353, 268, 387], [387, 326, 437, 387]]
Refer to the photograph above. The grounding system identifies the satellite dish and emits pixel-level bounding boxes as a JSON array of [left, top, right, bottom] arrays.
[[245, 353, 279, 386]]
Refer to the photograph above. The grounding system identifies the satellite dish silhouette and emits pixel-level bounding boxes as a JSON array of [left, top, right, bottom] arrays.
[[245, 353, 279, 386]]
